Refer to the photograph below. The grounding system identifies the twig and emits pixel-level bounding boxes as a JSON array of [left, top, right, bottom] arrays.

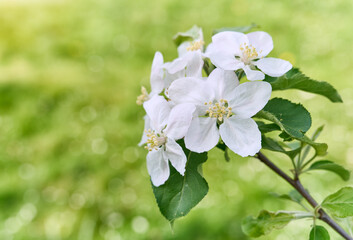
[[256, 151, 352, 240]]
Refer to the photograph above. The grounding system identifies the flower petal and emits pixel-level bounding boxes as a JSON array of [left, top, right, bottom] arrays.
[[164, 103, 196, 140], [138, 115, 151, 146], [184, 50, 203, 78], [143, 95, 171, 132], [255, 57, 292, 77], [164, 70, 184, 90], [206, 43, 244, 71], [246, 31, 273, 57], [165, 138, 187, 175], [164, 58, 187, 75], [150, 51, 164, 94], [220, 117, 261, 157], [212, 31, 248, 55], [147, 148, 170, 187], [177, 41, 190, 57], [163, 51, 203, 88], [168, 77, 213, 105], [206, 68, 239, 101], [184, 117, 219, 153], [242, 65, 265, 81], [228, 81, 272, 118]]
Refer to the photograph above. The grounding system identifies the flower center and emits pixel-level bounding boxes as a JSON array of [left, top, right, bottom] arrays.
[[239, 43, 261, 64], [144, 129, 167, 151], [186, 40, 205, 51], [136, 86, 149, 105], [204, 99, 233, 122]]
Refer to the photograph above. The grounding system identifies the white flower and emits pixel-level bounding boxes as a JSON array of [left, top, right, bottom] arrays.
[[142, 95, 195, 186], [177, 27, 204, 58], [136, 51, 164, 105], [138, 115, 151, 146], [137, 49, 204, 105], [163, 50, 204, 90], [168, 68, 272, 157], [205, 31, 292, 81]]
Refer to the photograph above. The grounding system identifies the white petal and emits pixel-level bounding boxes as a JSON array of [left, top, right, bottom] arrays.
[[164, 103, 196, 140], [177, 41, 190, 57], [228, 81, 272, 118], [184, 50, 203, 78], [164, 58, 187, 75], [246, 31, 273, 57], [206, 43, 244, 70], [143, 95, 171, 132], [147, 149, 170, 187], [150, 51, 164, 94], [184, 117, 219, 153], [138, 115, 151, 146], [168, 77, 213, 105], [165, 138, 187, 175], [163, 70, 185, 90], [242, 65, 265, 81], [207, 68, 239, 101], [255, 58, 292, 77], [212, 31, 248, 55], [220, 117, 261, 157]]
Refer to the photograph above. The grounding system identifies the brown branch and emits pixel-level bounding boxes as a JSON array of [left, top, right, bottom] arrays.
[[256, 151, 352, 240]]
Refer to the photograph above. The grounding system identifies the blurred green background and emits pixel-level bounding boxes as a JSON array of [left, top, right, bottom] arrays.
[[0, 0, 352, 239]]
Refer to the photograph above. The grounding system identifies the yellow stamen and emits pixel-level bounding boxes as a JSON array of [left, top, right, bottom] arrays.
[[186, 40, 205, 51], [144, 129, 166, 151], [239, 43, 262, 64], [205, 99, 233, 122], [136, 86, 149, 105]]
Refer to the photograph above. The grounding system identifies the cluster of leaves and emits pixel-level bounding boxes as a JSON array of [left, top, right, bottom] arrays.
[[236, 61, 353, 238], [243, 187, 353, 239], [151, 25, 352, 239]]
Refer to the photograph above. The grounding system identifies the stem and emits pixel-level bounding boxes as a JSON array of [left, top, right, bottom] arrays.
[[203, 60, 214, 76], [236, 70, 244, 80], [300, 154, 317, 170], [277, 210, 314, 219], [256, 151, 352, 240]]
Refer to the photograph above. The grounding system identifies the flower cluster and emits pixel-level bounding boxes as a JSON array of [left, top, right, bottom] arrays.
[[138, 27, 292, 186]]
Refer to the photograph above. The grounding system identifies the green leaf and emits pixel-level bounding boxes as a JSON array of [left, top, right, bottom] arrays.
[[308, 160, 350, 181], [288, 190, 304, 203], [256, 121, 281, 134], [213, 23, 257, 35], [264, 68, 342, 103], [279, 131, 294, 141], [152, 140, 208, 222], [322, 187, 353, 218], [242, 210, 295, 237], [302, 125, 325, 160], [309, 225, 330, 240], [271, 190, 303, 205], [262, 135, 300, 159], [311, 125, 325, 141], [298, 136, 328, 157], [255, 98, 312, 138], [173, 25, 203, 46]]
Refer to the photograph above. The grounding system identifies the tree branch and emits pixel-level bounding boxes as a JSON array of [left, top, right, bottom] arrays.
[[256, 151, 352, 240]]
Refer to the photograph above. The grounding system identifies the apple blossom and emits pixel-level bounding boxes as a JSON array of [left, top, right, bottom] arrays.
[[137, 49, 204, 106], [141, 95, 195, 186], [168, 68, 272, 157], [136, 51, 164, 105], [177, 27, 204, 58], [137, 26, 350, 239], [163, 50, 204, 90], [205, 31, 292, 81]]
